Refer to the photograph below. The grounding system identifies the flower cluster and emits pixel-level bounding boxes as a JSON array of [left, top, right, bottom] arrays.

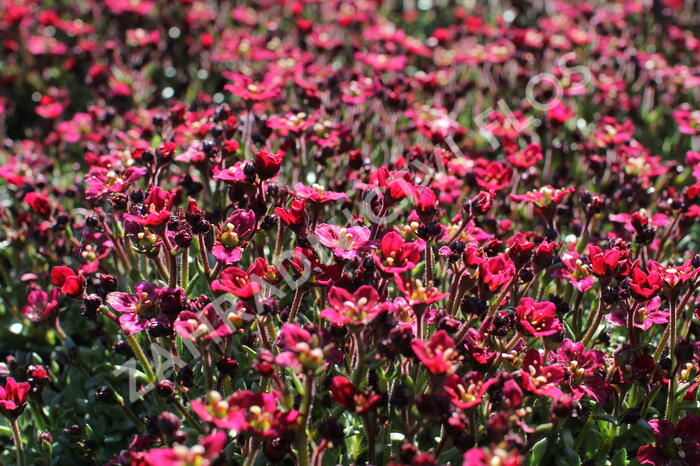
[[2, 1, 700, 465]]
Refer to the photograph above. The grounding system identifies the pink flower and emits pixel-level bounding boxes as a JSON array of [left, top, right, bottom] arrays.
[[315, 224, 371, 260], [223, 73, 281, 101], [673, 105, 700, 135], [22, 288, 59, 322], [608, 296, 668, 331]]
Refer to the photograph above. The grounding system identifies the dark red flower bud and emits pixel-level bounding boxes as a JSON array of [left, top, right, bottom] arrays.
[[96, 386, 119, 404], [174, 229, 193, 248], [330, 376, 356, 409], [216, 357, 239, 377], [156, 412, 181, 435], [156, 380, 175, 398]]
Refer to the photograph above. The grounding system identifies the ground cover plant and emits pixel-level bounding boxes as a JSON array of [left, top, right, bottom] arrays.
[[2, 0, 700, 464]]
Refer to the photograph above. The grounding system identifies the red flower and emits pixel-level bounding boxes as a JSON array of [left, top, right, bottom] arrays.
[[647, 259, 698, 299], [587, 245, 630, 279], [51, 266, 86, 297], [629, 264, 662, 301], [23, 191, 52, 214], [377, 167, 415, 206], [253, 150, 284, 180], [275, 199, 308, 235], [411, 330, 460, 376], [474, 159, 512, 192], [510, 186, 574, 224], [507, 234, 536, 267], [211, 267, 261, 299], [478, 254, 515, 297], [515, 298, 562, 338], [329, 376, 383, 413], [330, 375, 356, 408], [413, 186, 439, 224], [0, 377, 30, 420], [394, 274, 449, 308]]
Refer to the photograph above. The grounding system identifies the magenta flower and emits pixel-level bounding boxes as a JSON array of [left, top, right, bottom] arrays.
[[320, 285, 387, 327], [515, 298, 562, 338], [554, 251, 595, 292], [192, 390, 299, 437], [275, 324, 326, 372], [637, 414, 700, 465], [212, 210, 256, 265], [607, 296, 669, 331], [444, 372, 496, 409], [174, 305, 234, 343], [520, 349, 565, 399], [123, 186, 174, 227], [106, 281, 167, 335], [0, 377, 30, 420], [315, 224, 371, 260], [85, 166, 147, 201], [554, 339, 612, 404], [143, 431, 227, 466], [293, 183, 348, 204], [211, 267, 261, 299], [412, 330, 460, 376], [373, 231, 424, 274]]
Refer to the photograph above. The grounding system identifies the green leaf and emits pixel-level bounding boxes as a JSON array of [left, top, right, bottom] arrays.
[[558, 447, 581, 466], [611, 448, 628, 466], [527, 438, 548, 466]]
